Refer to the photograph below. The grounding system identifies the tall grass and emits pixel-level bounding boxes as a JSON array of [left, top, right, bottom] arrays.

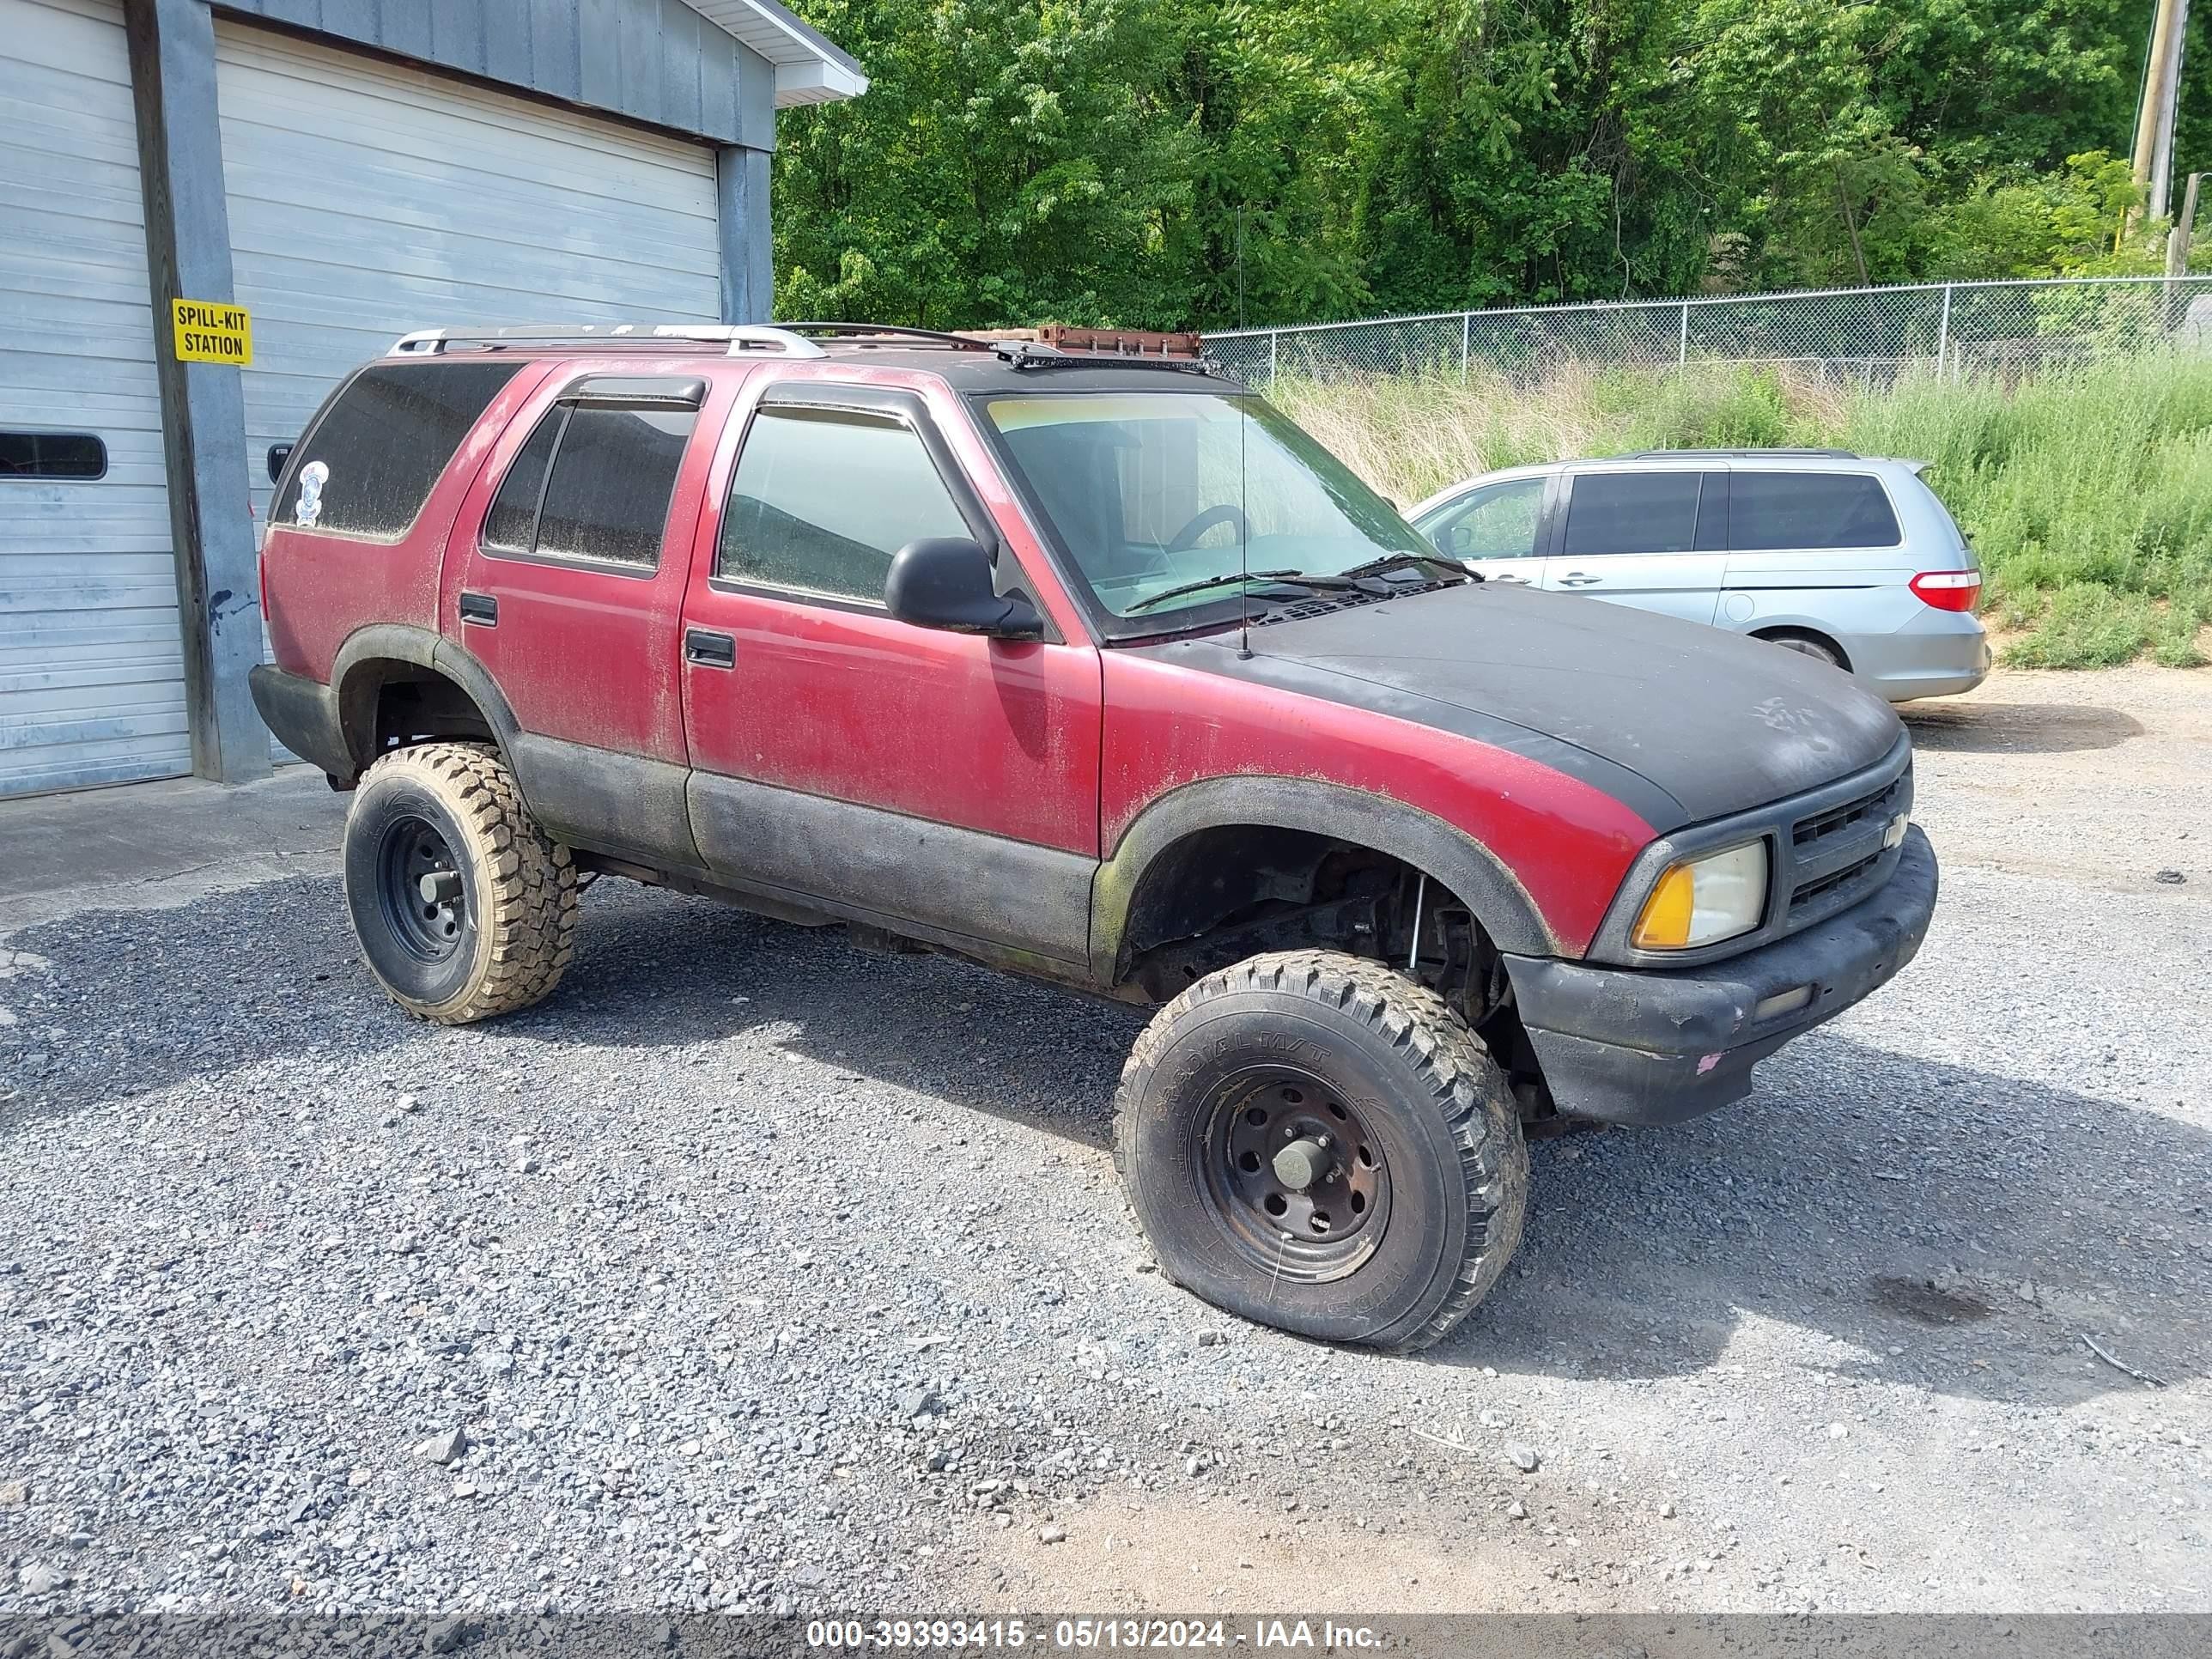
[[1276, 356, 2212, 669]]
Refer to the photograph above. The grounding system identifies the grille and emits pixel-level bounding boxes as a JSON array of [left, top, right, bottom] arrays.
[[1792, 850, 1884, 911], [1783, 766, 1908, 927], [1793, 775, 1903, 849]]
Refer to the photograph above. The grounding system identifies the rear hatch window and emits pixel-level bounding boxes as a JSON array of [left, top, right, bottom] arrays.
[[276, 362, 523, 539]]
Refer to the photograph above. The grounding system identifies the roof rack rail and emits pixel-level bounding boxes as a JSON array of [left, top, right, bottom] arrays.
[[389, 325, 827, 359], [777, 321, 995, 350], [1621, 447, 1860, 459]]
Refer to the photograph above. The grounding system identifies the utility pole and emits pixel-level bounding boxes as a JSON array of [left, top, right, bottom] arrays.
[[2171, 171, 2207, 276], [2151, 0, 2194, 222], [2132, 0, 2191, 227]]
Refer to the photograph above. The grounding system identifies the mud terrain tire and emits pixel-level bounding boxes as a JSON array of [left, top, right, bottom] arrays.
[[343, 742, 576, 1024], [1115, 949, 1528, 1351]]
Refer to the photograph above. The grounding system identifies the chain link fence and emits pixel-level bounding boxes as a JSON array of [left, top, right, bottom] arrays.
[[1204, 276, 2212, 386]]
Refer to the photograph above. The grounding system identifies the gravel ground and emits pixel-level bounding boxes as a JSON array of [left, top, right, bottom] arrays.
[[1, 670, 2207, 1621]]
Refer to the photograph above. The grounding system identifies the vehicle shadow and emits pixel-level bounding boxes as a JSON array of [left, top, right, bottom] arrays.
[[1902, 699, 2143, 755], [0, 874, 1137, 1149], [1431, 1028, 2209, 1406], [4, 878, 2201, 1409]]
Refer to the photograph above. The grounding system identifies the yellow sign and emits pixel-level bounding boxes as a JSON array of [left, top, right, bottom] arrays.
[[172, 298, 252, 365]]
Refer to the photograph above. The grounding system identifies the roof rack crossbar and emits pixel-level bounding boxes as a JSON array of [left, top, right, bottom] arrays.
[[776, 321, 996, 350], [390, 325, 827, 360]]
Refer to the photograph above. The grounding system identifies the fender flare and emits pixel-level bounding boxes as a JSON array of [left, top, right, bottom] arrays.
[[1089, 775, 1560, 986], [330, 624, 520, 772]]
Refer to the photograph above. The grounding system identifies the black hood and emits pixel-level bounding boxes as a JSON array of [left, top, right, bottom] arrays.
[[1136, 582, 1905, 831]]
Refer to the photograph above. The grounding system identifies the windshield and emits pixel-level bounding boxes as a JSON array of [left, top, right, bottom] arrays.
[[980, 391, 1436, 626]]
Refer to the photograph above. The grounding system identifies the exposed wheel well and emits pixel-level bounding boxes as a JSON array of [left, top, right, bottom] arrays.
[[337, 659, 498, 777], [1752, 625, 1851, 672], [1114, 823, 1548, 1113]]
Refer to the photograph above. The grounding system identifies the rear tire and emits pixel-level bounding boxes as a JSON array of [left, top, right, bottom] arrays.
[[1758, 629, 1847, 672], [343, 742, 577, 1024], [1114, 949, 1528, 1352]]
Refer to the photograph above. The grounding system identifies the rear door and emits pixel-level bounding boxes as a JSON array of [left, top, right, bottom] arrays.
[[1414, 475, 1551, 586], [678, 378, 1103, 966], [1544, 467, 1728, 625], [1719, 469, 1911, 614], [447, 366, 731, 870]]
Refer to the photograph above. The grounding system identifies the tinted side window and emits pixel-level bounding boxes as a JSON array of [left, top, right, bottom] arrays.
[[1729, 471, 1902, 550], [718, 405, 970, 603], [1427, 478, 1544, 559], [534, 406, 695, 567], [1, 431, 106, 480], [480, 397, 696, 569], [277, 362, 521, 538], [1562, 471, 1703, 556], [483, 409, 564, 555]]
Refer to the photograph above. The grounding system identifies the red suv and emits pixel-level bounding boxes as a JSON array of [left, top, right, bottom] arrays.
[[252, 323, 1936, 1351]]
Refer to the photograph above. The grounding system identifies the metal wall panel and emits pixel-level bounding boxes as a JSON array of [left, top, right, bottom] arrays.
[[214, 20, 724, 538], [0, 0, 192, 796], [218, 0, 776, 148]]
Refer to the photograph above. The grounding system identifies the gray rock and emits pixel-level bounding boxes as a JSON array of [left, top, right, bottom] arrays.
[[18, 1563, 68, 1594], [1039, 1522, 1067, 1544], [415, 1428, 469, 1465], [1506, 1445, 1540, 1473], [902, 1387, 940, 1419]]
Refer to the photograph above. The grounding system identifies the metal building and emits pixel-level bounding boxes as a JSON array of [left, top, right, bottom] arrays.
[[0, 0, 861, 797]]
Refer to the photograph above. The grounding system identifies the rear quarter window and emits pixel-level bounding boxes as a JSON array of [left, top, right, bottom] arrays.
[[1729, 471, 1901, 550], [276, 362, 522, 539]]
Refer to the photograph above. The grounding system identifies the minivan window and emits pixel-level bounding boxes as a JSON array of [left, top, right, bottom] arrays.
[[1426, 478, 1543, 559], [718, 405, 970, 603], [483, 397, 696, 569], [276, 362, 521, 538], [1, 431, 106, 480], [1562, 471, 1703, 557], [1729, 471, 1901, 550]]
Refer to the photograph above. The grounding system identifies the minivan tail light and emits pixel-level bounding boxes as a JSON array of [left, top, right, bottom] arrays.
[[1910, 569, 1981, 612]]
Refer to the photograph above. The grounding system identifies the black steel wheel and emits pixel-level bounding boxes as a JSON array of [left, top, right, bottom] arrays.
[[375, 813, 470, 964], [1115, 948, 1528, 1352], [343, 743, 576, 1024], [1200, 1067, 1392, 1282]]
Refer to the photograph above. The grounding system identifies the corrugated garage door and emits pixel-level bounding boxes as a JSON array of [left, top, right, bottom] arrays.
[[0, 0, 191, 798], [214, 21, 725, 538]]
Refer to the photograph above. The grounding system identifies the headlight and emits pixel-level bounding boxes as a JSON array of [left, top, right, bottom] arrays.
[[1631, 841, 1769, 951]]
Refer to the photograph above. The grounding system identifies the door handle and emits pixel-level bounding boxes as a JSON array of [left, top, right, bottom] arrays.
[[1557, 573, 1604, 586], [685, 628, 736, 668], [459, 592, 498, 626], [1487, 574, 1531, 585]]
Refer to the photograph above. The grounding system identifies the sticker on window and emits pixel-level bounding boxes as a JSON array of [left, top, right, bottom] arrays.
[[295, 459, 330, 526]]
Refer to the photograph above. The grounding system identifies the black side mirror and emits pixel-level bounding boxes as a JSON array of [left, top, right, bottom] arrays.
[[267, 443, 293, 483], [884, 537, 1043, 640]]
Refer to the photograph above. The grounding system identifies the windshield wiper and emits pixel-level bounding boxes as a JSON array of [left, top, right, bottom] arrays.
[[1339, 550, 1477, 583], [1124, 568, 1319, 612]]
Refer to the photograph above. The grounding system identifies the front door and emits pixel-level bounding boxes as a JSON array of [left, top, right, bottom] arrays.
[[1544, 467, 1728, 626], [1418, 476, 1550, 586], [679, 381, 1103, 966]]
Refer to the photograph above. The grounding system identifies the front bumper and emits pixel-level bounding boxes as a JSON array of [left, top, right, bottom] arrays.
[[1503, 826, 1937, 1127]]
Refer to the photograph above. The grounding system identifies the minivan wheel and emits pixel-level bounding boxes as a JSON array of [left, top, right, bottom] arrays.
[[1758, 629, 1847, 672], [343, 742, 577, 1024], [1115, 950, 1528, 1352]]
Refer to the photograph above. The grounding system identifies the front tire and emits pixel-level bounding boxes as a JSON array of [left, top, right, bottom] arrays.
[[1114, 950, 1528, 1351], [343, 743, 577, 1024]]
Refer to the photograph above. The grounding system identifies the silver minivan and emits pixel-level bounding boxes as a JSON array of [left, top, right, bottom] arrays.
[[1407, 450, 1990, 702]]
